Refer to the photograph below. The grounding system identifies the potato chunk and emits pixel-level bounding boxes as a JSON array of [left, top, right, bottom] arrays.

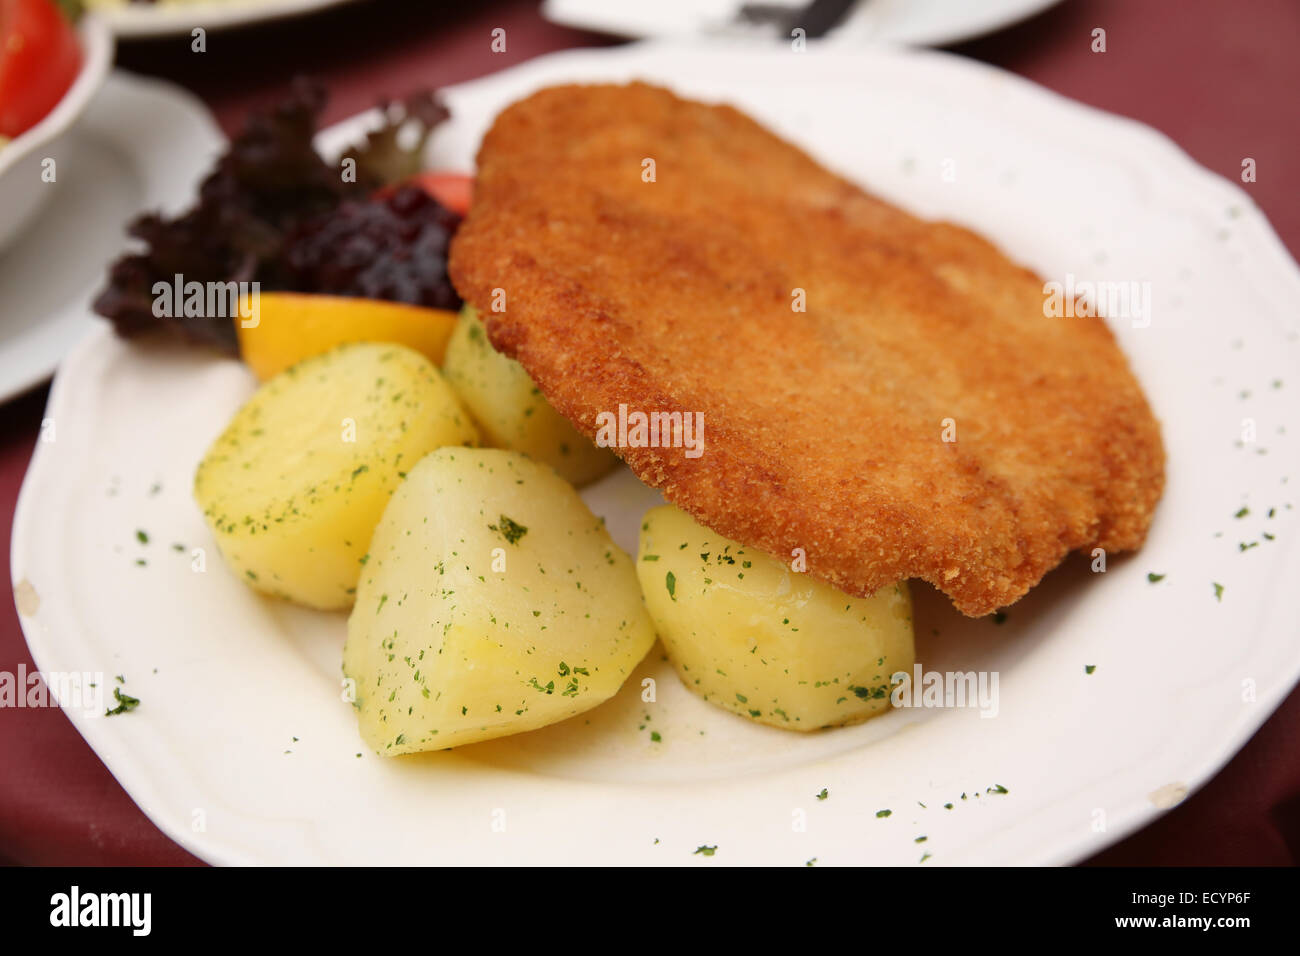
[[637, 505, 914, 730], [343, 448, 654, 753], [442, 306, 616, 485], [194, 343, 478, 610]]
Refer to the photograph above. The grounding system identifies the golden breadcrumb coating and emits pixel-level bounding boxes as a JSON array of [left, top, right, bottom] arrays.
[[449, 83, 1165, 616]]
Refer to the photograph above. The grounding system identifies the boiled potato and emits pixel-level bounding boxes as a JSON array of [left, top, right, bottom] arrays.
[[195, 343, 478, 610], [637, 505, 914, 730], [442, 306, 616, 485], [343, 448, 655, 753]]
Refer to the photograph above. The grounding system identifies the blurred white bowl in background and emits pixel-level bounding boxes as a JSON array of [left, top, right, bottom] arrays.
[[0, 14, 114, 254]]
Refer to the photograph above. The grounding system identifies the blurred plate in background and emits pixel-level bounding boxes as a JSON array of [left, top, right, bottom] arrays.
[[0, 72, 222, 402], [89, 0, 360, 39], [542, 0, 1066, 46]]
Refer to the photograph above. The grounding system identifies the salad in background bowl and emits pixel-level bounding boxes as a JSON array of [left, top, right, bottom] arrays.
[[0, 0, 112, 252]]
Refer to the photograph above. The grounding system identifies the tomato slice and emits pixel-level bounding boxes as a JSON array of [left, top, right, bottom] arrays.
[[375, 171, 473, 216], [0, 0, 82, 140], [409, 171, 473, 216]]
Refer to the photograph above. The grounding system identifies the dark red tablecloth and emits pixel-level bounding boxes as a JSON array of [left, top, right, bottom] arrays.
[[2, 0, 1296, 866]]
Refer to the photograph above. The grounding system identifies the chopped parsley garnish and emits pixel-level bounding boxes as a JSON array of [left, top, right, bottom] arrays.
[[1213, 582, 1225, 602], [105, 687, 140, 716], [135, 530, 149, 544], [1147, 572, 1165, 583], [693, 845, 717, 857], [666, 571, 676, 600], [816, 788, 829, 801], [876, 809, 891, 818], [1234, 506, 1250, 518], [490, 515, 528, 546], [1085, 664, 1096, 674]]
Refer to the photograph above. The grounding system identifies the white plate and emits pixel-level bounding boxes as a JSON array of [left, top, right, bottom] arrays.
[[93, 0, 358, 39], [0, 72, 223, 403], [13, 42, 1300, 866], [542, 0, 1065, 47]]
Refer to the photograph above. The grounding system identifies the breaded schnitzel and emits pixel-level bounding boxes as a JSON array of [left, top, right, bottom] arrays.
[[449, 83, 1165, 616]]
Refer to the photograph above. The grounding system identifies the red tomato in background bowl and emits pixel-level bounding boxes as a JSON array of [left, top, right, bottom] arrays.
[[0, 0, 82, 140]]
